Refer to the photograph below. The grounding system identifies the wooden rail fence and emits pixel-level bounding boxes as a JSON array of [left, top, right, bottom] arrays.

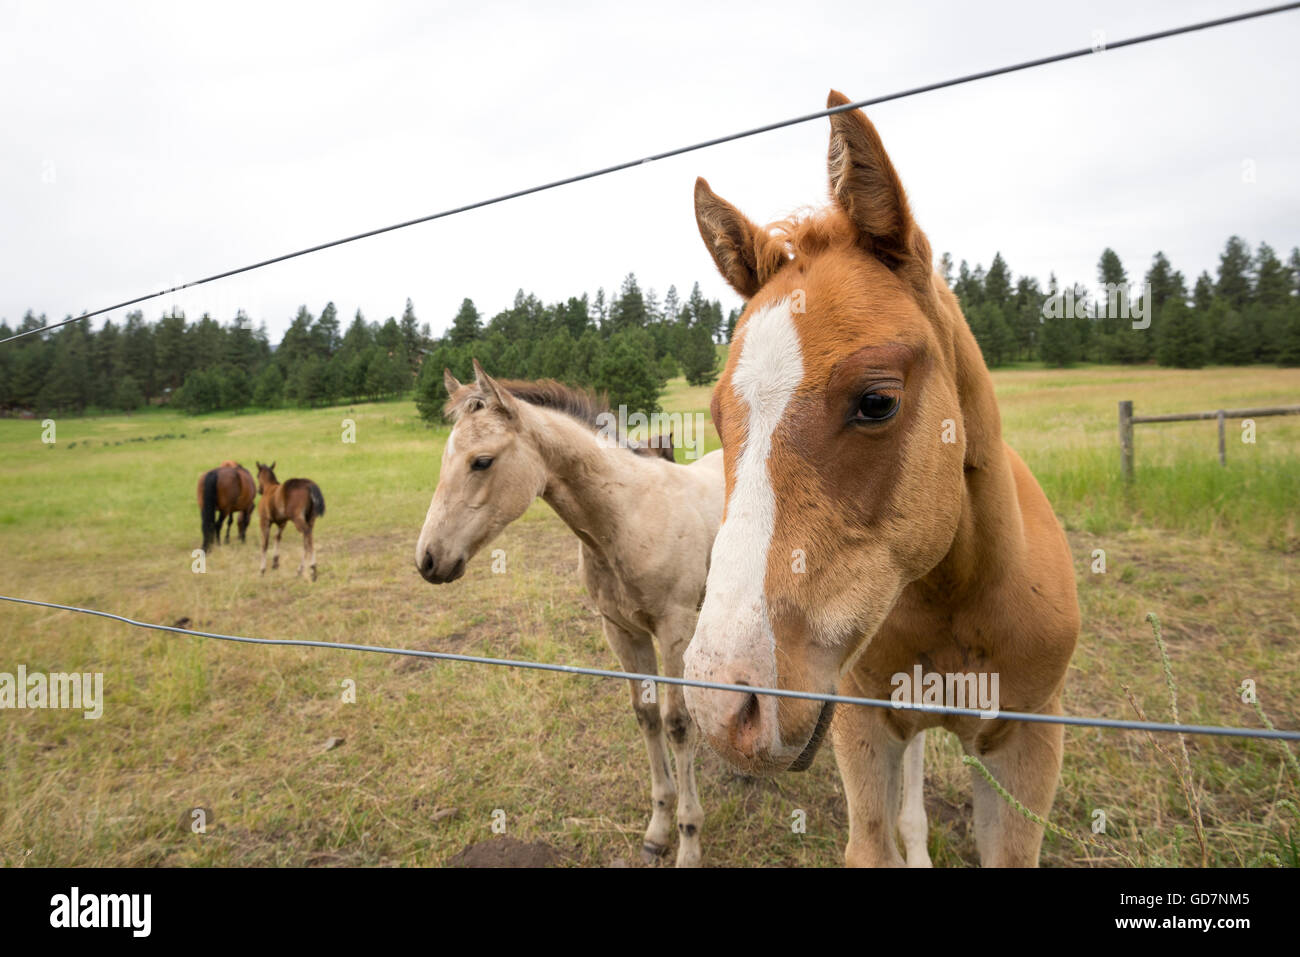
[[1117, 401, 1300, 480]]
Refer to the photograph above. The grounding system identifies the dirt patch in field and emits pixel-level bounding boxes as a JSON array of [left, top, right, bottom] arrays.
[[446, 836, 560, 868]]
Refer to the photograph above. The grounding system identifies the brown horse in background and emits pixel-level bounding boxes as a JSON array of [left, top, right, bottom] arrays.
[[256, 462, 326, 581], [197, 461, 256, 551]]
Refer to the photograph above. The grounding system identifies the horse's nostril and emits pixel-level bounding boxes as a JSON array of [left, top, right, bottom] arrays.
[[419, 550, 435, 576], [737, 691, 760, 733]]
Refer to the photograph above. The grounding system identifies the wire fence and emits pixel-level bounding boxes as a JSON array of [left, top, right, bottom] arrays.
[[3, 595, 1296, 742], [3, 6, 1299, 748], [3, 2, 1298, 345]]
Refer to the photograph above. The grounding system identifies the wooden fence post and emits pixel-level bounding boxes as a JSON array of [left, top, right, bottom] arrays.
[[1119, 400, 1134, 482], [1217, 409, 1226, 466]]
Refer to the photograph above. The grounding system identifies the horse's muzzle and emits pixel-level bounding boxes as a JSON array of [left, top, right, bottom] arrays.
[[417, 549, 466, 584]]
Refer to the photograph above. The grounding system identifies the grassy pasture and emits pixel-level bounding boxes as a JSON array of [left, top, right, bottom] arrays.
[[0, 364, 1297, 867]]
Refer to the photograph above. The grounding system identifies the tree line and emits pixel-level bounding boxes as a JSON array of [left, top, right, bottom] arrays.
[[948, 237, 1300, 368], [0, 274, 732, 419], [3, 236, 1296, 420]]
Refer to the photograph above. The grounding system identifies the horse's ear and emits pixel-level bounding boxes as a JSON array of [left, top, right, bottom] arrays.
[[471, 358, 517, 417], [270, 461, 275, 471], [661, 425, 676, 461], [694, 178, 786, 299], [826, 90, 931, 290], [444, 368, 462, 397]]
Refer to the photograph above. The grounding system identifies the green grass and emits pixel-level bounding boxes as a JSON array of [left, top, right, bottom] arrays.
[[0, 364, 1297, 867]]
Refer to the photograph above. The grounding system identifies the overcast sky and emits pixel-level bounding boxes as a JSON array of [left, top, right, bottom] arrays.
[[2, 0, 1297, 341]]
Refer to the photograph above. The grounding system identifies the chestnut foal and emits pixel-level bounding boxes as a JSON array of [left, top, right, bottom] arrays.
[[683, 91, 1079, 867], [256, 462, 326, 582]]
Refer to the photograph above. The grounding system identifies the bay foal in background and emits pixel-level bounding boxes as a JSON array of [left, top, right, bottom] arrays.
[[256, 462, 326, 582], [196, 460, 255, 551], [683, 91, 1079, 867], [415, 362, 725, 866]]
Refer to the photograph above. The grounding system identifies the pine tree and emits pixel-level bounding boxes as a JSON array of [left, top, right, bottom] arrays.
[[399, 298, 423, 373], [1192, 272, 1215, 313], [938, 252, 954, 288], [662, 285, 681, 325], [448, 298, 483, 346], [121, 311, 157, 400], [608, 274, 648, 333], [1143, 255, 1185, 363], [1156, 298, 1207, 368], [314, 301, 341, 357], [191, 313, 225, 370], [1095, 248, 1133, 360], [984, 253, 1013, 309], [226, 310, 262, 370], [277, 306, 316, 373], [1253, 243, 1292, 308], [1012, 276, 1043, 360], [153, 310, 191, 391], [558, 295, 591, 339], [339, 310, 374, 361], [592, 328, 663, 414], [1216, 236, 1253, 308], [681, 320, 719, 386]]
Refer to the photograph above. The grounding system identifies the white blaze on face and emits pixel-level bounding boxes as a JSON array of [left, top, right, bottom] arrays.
[[689, 297, 804, 684]]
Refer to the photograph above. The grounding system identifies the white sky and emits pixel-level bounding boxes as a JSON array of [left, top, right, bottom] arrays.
[[2, 0, 1297, 341]]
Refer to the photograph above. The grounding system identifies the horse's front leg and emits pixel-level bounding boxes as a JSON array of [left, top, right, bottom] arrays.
[[600, 616, 676, 863], [832, 695, 908, 867], [272, 522, 283, 569], [223, 510, 233, 545], [655, 607, 704, 868], [899, 730, 932, 866], [966, 694, 1064, 867], [259, 514, 270, 574]]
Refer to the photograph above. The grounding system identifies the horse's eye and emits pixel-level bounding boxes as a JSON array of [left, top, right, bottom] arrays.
[[471, 456, 494, 471], [854, 391, 899, 422]]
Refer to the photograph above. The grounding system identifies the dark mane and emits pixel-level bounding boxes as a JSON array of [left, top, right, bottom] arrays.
[[504, 378, 611, 429], [445, 378, 608, 426], [444, 378, 674, 460]]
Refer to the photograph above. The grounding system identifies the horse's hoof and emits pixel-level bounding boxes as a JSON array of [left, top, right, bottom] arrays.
[[310, 569, 317, 582], [675, 848, 702, 868], [641, 842, 669, 865]]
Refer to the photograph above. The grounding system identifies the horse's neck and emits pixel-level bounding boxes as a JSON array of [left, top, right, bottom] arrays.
[[525, 406, 643, 556], [926, 314, 1026, 600]]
